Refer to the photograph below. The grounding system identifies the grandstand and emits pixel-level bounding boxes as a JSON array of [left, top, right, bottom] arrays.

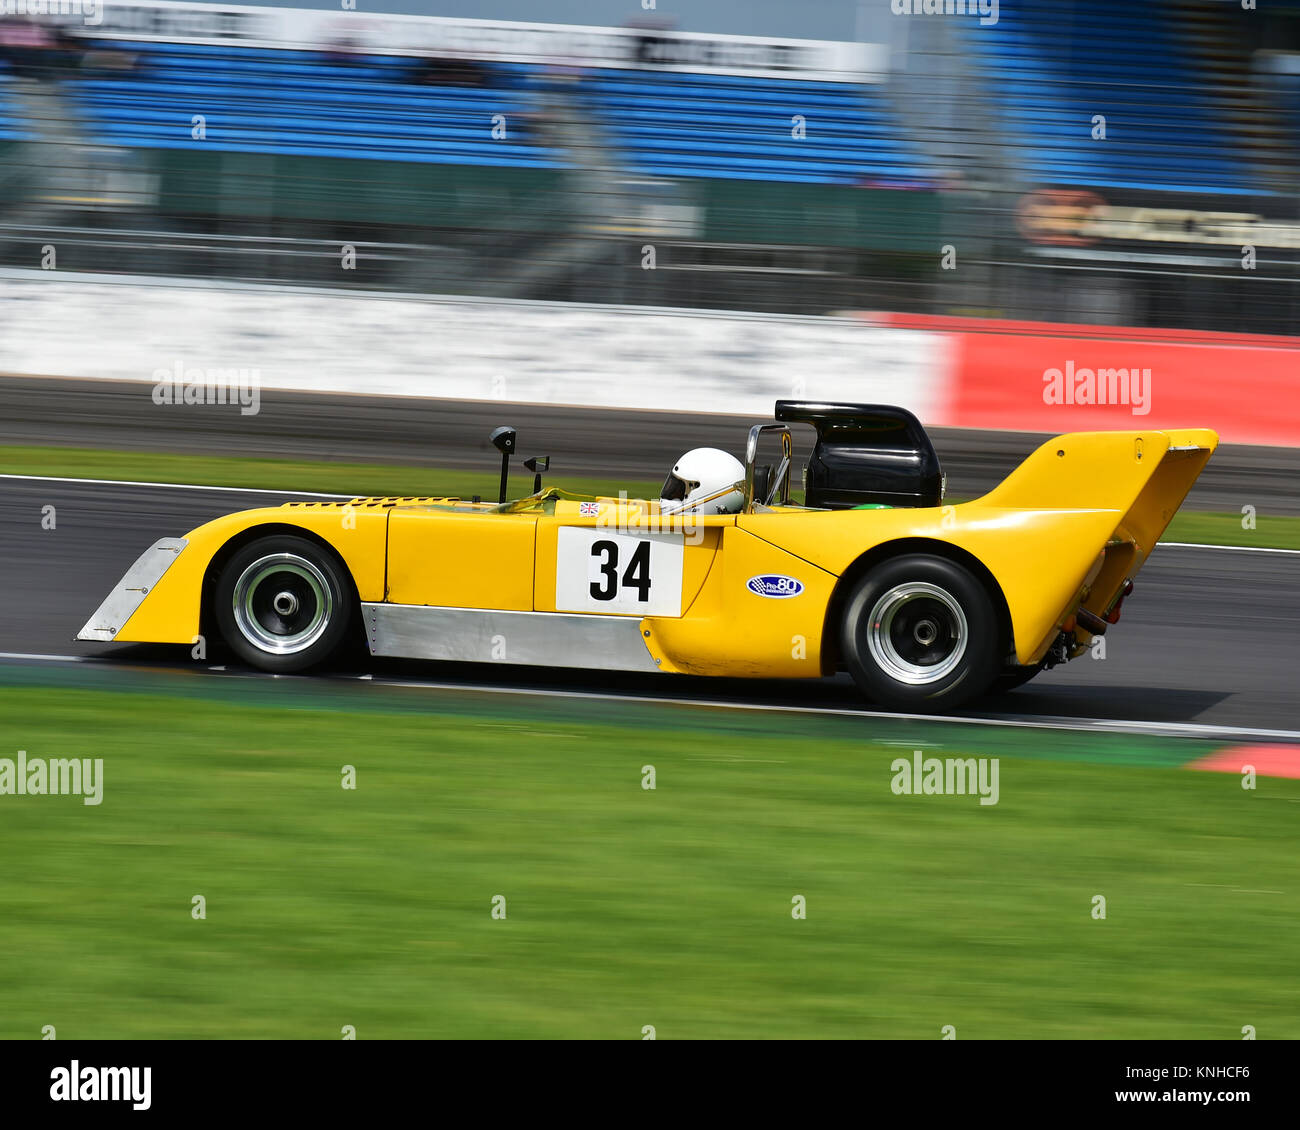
[[0, 1, 1297, 329], [70, 42, 562, 167], [582, 69, 923, 184], [61, 40, 922, 187], [965, 0, 1256, 195], [1271, 59, 1300, 143], [0, 70, 28, 142]]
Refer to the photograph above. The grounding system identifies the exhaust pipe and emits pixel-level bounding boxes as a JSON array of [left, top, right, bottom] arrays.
[[1076, 608, 1108, 636], [1078, 580, 1135, 637]]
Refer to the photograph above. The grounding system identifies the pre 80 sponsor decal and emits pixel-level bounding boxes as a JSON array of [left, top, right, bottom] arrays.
[[747, 574, 804, 599]]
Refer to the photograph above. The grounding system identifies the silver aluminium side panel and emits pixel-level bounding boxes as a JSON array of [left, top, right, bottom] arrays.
[[363, 604, 662, 673], [76, 538, 189, 642]]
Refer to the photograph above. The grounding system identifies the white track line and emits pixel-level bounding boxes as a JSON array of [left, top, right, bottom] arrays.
[[0, 651, 96, 663], [1159, 541, 1300, 555], [2, 650, 1297, 744], [1, 475, 1296, 554], [0, 473, 351, 497], [354, 675, 1300, 743]]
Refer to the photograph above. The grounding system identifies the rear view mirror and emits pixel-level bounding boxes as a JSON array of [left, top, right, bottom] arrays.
[[489, 425, 518, 502], [523, 455, 550, 494]]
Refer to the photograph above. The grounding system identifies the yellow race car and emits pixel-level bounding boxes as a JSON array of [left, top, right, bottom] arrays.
[[77, 402, 1217, 711]]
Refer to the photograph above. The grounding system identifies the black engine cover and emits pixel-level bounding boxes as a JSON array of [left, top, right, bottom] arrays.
[[774, 401, 943, 510]]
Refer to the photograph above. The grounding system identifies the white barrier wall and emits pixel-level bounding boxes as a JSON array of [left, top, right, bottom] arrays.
[[0, 273, 950, 420], [58, 0, 886, 81]]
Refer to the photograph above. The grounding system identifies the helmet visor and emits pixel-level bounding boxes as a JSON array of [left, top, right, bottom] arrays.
[[660, 472, 694, 503]]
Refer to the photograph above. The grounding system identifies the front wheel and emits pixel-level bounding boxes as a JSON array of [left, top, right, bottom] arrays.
[[214, 535, 353, 673], [840, 554, 1001, 712]]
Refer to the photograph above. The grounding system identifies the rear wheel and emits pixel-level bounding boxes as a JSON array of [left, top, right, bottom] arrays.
[[214, 535, 353, 673], [840, 554, 1001, 711]]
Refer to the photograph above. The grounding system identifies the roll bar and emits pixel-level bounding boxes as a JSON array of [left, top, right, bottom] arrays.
[[744, 424, 793, 511]]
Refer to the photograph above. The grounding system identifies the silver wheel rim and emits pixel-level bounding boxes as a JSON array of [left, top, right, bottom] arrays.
[[866, 582, 968, 686], [231, 553, 333, 655]]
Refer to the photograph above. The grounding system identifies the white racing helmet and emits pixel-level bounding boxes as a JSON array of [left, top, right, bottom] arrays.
[[660, 447, 746, 515]]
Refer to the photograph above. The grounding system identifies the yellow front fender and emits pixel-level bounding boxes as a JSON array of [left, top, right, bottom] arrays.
[[112, 503, 389, 644]]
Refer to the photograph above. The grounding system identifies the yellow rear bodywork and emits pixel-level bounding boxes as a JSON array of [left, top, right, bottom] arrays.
[[718, 428, 1218, 669], [101, 428, 1217, 677]]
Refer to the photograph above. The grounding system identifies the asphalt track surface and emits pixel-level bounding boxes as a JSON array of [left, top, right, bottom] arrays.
[[2, 477, 1297, 736], [3, 375, 1300, 514]]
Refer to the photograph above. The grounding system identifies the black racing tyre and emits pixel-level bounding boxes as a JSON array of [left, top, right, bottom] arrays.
[[214, 534, 353, 673], [991, 665, 1043, 694], [840, 554, 1001, 711]]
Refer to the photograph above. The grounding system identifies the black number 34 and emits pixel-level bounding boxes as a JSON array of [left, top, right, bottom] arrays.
[[590, 539, 652, 602]]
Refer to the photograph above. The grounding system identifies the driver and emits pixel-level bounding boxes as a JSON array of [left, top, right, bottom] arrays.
[[659, 448, 745, 515]]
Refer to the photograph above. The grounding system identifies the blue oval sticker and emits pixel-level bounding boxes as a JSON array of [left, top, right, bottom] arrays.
[[747, 574, 804, 599]]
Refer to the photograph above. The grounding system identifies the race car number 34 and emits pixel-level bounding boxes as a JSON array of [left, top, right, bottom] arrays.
[[555, 528, 684, 617]]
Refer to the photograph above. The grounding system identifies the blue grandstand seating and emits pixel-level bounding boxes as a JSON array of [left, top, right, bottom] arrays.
[[0, 68, 32, 142], [964, 0, 1256, 194], [56, 40, 928, 184], [67, 41, 561, 166], [4, 22, 1283, 195], [1273, 71, 1300, 143], [582, 69, 928, 184]]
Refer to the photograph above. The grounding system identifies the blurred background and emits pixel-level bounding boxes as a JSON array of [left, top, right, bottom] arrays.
[[2, 0, 1299, 333]]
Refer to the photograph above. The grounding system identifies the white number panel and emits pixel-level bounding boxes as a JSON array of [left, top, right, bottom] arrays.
[[555, 528, 684, 617]]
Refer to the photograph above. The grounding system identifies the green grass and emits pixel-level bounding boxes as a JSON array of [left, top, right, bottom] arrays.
[[1162, 510, 1299, 550], [0, 444, 661, 503], [3, 444, 1293, 548], [1, 673, 1296, 1039]]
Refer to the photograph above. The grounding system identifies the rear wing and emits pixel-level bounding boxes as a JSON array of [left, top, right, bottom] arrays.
[[980, 427, 1218, 619]]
